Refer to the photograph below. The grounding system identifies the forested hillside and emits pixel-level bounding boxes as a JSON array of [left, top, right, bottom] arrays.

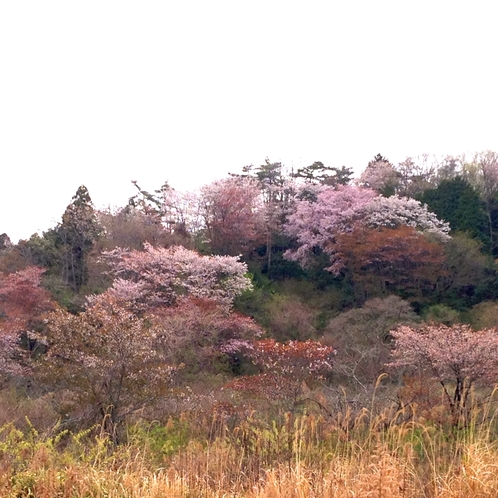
[[2, 151, 498, 496]]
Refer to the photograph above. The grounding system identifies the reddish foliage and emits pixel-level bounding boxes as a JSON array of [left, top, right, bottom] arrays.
[[0, 267, 53, 332], [225, 339, 335, 404], [334, 225, 447, 296], [0, 266, 54, 376], [284, 185, 449, 273]]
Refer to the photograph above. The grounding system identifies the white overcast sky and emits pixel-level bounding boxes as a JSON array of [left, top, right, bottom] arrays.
[[1, 1, 497, 242]]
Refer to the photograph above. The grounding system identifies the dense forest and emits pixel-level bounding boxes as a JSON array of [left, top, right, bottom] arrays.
[[2, 151, 498, 496]]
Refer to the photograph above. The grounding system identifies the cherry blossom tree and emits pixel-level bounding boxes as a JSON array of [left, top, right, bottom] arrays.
[[361, 195, 450, 241], [225, 339, 335, 409], [284, 185, 377, 269], [389, 323, 498, 420], [284, 185, 449, 273], [160, 188, 204, 241], [199, 176, 263, 255], [36, 292, 177, 439], [358, 155, 399, 196], [101, 243, 252, 308]]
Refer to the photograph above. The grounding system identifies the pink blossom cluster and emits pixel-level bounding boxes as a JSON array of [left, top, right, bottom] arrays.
[[389, 323, 498, 385], [284, 185, 450, 272], [101, 243, 252, 307]]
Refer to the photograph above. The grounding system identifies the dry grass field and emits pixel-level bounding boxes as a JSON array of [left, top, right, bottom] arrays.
[[2, 394, 498, 498]]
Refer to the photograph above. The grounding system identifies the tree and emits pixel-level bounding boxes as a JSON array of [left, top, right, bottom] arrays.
[[435, 155, 461, 183], [284, 185, 377, 270], [419, 177, 489, 249], [322, 296, 419, 391], [334, 226, 447, 300], [96, 207, 186, 252], [128, 179, 170, 218], [389, 323, 498, 422], [358, 154, 399, 196], [284, 186, 449, 273], [361, 195, 450, 241], [0, 234, 12, 251], [395, 156, 437, 197], [461, 151, 498, 255], [238, 159, 295, 269], [127, 180, 202, 244], [55, 186, 101, 292], [294, 161, 353, 186], [101, 243, 252, 308], [199, 176, 263, 255], [37, 292, 176, 439], [262, 294, 318, 342], [438, 233, 498, 309], [0, 267, 53, 376], [150, 297, 263, 374], [225, 339, 335, 410]]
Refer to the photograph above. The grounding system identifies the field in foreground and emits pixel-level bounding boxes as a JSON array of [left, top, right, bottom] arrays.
[[2, 402, 498, 498]]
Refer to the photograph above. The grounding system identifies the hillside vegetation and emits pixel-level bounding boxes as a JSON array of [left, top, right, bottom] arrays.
[[2, 152, 498, 496]]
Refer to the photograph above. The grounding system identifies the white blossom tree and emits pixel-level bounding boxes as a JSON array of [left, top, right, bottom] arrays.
[[362, 195, 450, 241]]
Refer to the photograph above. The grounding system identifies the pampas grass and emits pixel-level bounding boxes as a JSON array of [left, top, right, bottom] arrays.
[[2, 393, 498, 497]]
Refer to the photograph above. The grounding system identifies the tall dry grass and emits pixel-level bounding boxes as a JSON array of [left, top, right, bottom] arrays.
[[1, 398, 498, 497]]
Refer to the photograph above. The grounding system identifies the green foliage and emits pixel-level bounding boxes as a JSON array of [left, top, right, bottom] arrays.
[[261, 294, 319, 342], [129, 418, 191, 461], [5, 165, 498, 459], [438, 233, 498, 310], [294, 161, 353, 186], [16, 231, 60, 270], [7, 187, 103, 308], [262, 254, 305, 281], [419, 176, 490, 249], [466, 301, 498, 329], [423, 304, 461, 325], [55, 186, 101, 292]]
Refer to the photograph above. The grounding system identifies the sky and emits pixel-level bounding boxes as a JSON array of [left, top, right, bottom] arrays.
[[1, 1, 497, 243]]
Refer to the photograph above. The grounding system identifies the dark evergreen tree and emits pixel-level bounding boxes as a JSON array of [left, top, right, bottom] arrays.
[[55, 186, 101, 292], [419, 177, 490, 250], [0, 233, 12, 250], [294, 161, 353, 186], [236, 159, 294, 270]]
